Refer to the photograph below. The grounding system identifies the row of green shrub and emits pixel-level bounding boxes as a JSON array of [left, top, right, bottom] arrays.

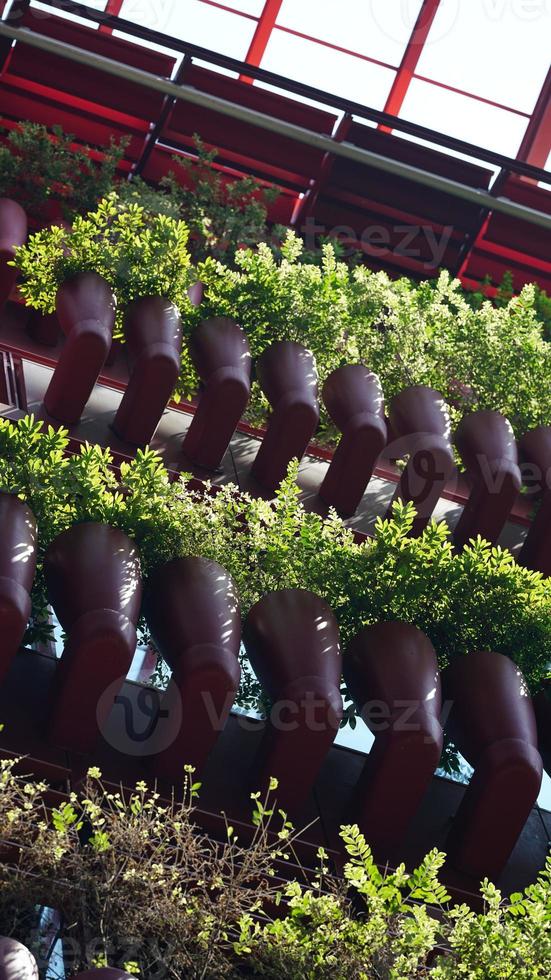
[[13, 195, 551, 441], [1, 416, 550, 715], [193, 233, 551, 437], [1, 760, 550, 978]]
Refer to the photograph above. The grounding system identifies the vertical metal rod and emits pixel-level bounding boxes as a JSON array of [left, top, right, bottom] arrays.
[[133, 54, 192, 177]]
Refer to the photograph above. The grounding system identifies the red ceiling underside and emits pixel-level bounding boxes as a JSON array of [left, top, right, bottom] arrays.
[[0, 5, 549, 293]]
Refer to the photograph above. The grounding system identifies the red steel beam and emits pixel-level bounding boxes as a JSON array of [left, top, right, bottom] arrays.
[[380, 0, 441, 131], [457, 66, 551, 280], [104, 0, 125, 13], [516, 63, 551, 174], [239, 0, 283, 83], [100, 0, 124, 34]]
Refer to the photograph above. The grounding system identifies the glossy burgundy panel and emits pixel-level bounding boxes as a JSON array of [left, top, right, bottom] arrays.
[[112, 296, 182, 446], [183, 317, 251, 470], [251, 341, 319, 492], [385, 385, 454, 535], [0, 937, 38, 980], [145, 556, 241, 777], [0, 197, 27, 311], [44, 522, 142, 752], [43, 272, 116, 424], [319, 365, 386, 515], [344, 621, 442, 857], [243, 588, 342, 813], [0, 493, 37, 684], [518, 425, 551, 576], [443, 651, 542, 880], [453, 410, 521, 549]]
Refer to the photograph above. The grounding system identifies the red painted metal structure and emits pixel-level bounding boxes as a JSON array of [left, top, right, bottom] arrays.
[[453, 410, 522, 550], [0, 6, 549, 957], [443, 652, 543, 881], [0, 0, 548, 292], [112, 296, 183, 446], [100, 0, 123, 35], [240, 0, 283, 83], [516, 64, 551, 172], [183, 316, 252, 470], [44, 521, 142, 753], [380, 0, 441, 127], [319, 365, 387, 517]]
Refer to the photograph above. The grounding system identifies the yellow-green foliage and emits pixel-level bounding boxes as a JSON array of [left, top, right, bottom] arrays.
[[1, 417, 550, 704]]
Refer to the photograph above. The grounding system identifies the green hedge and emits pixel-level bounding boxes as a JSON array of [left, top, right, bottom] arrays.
[[1, 417, 549, 708], [194, 232, 551, 438], [13, 198, 551, 439]]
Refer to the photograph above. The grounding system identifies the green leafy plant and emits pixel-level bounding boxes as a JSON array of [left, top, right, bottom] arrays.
[[466, 270, 551, 343], [115, 172, 183, 220], [9, 137, 551, 430], [4, 121, 550, 435], [118, 134, 280, 264], [12, 194, 196, 388], [493, 271, 551, 343], [1, 417, 550, 712], [431, 869, 551, 979], [532, 282, 551, 341], [239, 825, 447, 979], [195, 232, 551, 439], [0, 760, 300, 978], [194, 232, 354, 428], [1, 758, 550, 978], [0, 121, 127, 223]]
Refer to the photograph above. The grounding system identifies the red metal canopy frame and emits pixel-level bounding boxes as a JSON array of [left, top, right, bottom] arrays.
[[0, 0, 549, 290]]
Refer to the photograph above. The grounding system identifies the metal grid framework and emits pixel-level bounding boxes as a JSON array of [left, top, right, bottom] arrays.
[[180, 0, 551, 166], [0, 0, 550, 292]]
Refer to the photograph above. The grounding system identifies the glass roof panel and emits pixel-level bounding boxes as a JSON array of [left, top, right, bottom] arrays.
[[400, 76, 529, 157], [276, 0, 424, 68], [115, 0, 257, 59], [209, 0, 264, 14], [260, 27, 396, 108], [415, 0, 551, 115]]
